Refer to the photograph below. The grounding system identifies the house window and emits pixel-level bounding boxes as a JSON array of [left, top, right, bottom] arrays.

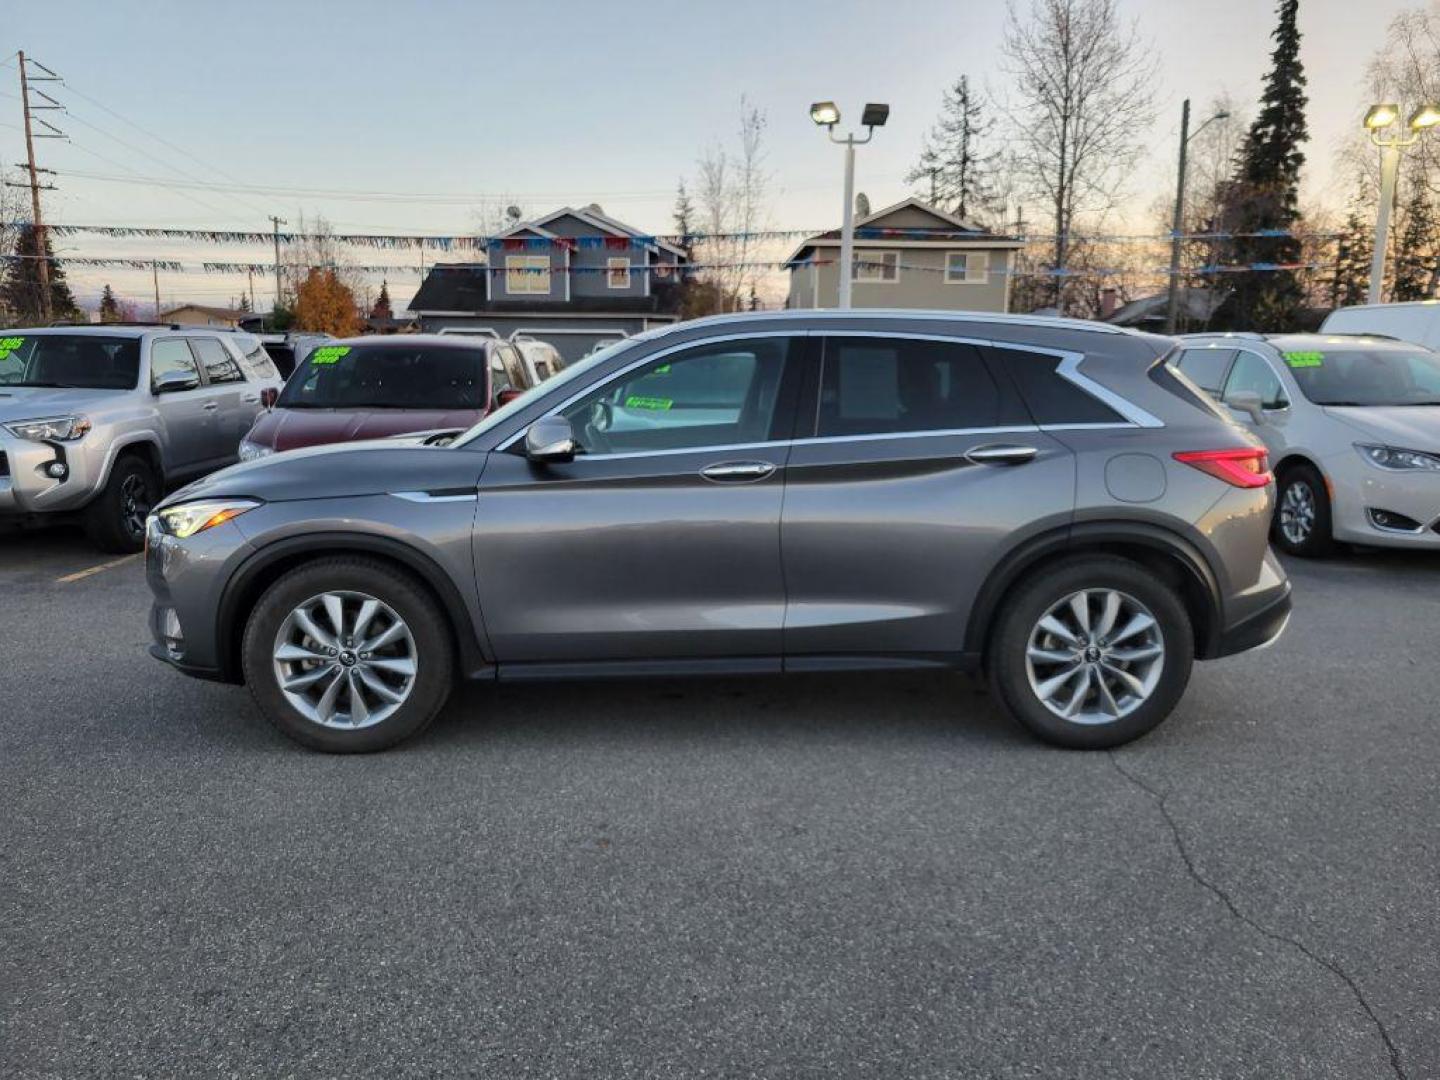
[[607, 257, 632, 289], [945, 251, 990, 284], [506, 255, 551, 295], [852, 250, 898, 283]]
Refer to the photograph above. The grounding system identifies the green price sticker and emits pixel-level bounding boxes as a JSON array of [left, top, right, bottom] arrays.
[[625, 395, 673, 411], [0, 335, 24, 361], [310, 346, 351, 366], [653, 364, 671, 375], [1284, 351, 1324, 368]]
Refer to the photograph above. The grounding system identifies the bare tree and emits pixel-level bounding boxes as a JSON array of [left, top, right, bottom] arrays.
[[999, 0, 1157, 310], [691, 98, 771, 313]]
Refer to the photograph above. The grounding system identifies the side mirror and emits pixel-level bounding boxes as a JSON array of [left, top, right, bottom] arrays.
[[153, 369, 200, 394], [260, 387, 279, 409], [524, 416, 577, 463], [1224, 389, 1266, 424], [495, 387, 523, 409]]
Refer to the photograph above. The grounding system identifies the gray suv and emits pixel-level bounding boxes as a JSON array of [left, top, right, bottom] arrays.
[[144, 311, 1291, 752], [0, 326, 282, 551]]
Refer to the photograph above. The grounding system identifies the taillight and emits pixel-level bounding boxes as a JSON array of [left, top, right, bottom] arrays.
[[1173, 447, 1272, 489]]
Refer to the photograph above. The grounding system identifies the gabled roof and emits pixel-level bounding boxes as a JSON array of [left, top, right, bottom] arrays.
[[857, 196, 984, 233], [487, 221, 560, 242], [489, 206, 687, 259], [784, 195, 1020, 264]]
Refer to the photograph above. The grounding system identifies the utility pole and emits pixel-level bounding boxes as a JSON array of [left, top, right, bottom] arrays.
[[269, 215, 286, 317], [15, 52, 65, 322], [152, 261, 161, 321], [247, 267, 255, 312], [1165, 100, 1230, 334]]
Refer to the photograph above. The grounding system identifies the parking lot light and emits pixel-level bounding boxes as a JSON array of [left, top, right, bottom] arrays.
[[809, 101, 840, 127], [1408, 103, 1440, 130], [1365, 102, 1439, 302], [811, 99, 890, 309]]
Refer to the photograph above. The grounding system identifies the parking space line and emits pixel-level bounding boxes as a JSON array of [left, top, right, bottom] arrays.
[[56, 555, 139, 584]]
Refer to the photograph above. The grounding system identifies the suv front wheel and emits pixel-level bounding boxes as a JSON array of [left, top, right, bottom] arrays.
[[242, 557, 455, 752], [84, 454, 159, 553], [989, 557, 1194, 749]]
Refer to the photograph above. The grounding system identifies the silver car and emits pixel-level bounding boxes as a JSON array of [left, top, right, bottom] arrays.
[[0, 326, 283, 551], [1172, 332, 1440, 555], [145, 311, 1291, 753]]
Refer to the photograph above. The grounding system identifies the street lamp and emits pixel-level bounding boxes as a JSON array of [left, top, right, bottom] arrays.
[[1164, 98, 1231, 334], [1364, 101, 1440, 304], [810, 100, 889, 308]]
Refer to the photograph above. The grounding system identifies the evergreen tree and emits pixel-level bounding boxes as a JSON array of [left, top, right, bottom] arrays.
[[1393, 184, 1438, 301], [0, 224, 78, 324], [1216, 0, 1309, 331], [672, 180, 698, 260], [370, 279, 393, 319], [1330, 202, 1372, 309], [237, 292, 252, 313], [98, 284, 121, 323], [906, 76, 998, 221]]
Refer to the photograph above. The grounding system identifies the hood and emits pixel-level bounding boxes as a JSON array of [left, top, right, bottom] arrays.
[[1323, 405, 1440, 451], [159, 441, 488, 508], [247, 407, 484, 451], [0, 386, 123, 420]]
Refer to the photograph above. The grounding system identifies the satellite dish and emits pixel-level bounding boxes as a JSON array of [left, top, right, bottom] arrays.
[[855, 192, 871, 217], [505, 205, 522, 223]]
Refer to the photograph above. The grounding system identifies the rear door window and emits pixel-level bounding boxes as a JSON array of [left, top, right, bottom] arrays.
[[815, 337, 1019, 436], [1174, 347, 1235, 395], [986, 347, 1123, 424], [189, 337, 245, 385], [239, 341, 280, 380]]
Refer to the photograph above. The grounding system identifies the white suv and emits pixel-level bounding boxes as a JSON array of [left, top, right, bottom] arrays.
[[1172, 332, 1440, 555], [0, 326, 283, 551]]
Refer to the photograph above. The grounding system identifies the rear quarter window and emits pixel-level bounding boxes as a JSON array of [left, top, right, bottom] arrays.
[[1149, 358, 1232, 421], [986, 346, 1122, 424]]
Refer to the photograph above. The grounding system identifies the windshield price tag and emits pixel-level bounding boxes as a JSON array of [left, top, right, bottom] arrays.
[[0, 336, 25, 361], [310, 346, 351, 366], [1284, 351, 1324, 368], [624, 395, 672, 411]]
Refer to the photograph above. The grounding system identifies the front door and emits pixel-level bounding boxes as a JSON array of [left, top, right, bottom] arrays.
[[147, 337, 212, 475], [474, 334, 805, 666], [780, 334, 1076, 661]]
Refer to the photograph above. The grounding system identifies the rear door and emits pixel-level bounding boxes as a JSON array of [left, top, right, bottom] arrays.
[[147, 337, 212, 475], [780, 333, 1075, 661], [188, 335, 256, 465]]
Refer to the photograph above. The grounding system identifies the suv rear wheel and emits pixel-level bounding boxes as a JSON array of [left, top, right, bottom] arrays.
[[989, 557, 1194, 749], [242, 558, 455, 752], [84, 454, 159, 553]]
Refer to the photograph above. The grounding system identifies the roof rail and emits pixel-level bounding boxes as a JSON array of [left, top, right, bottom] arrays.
[[48, 320, 183, 330], [1175, 331, 1267, 341]]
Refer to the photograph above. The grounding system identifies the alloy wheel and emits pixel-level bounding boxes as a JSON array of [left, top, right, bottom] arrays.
[[272, 591, 418, 729], [1279, 480, 1316, 546], [1024, 589, 1166, 725], [120, 474, 151, 541]]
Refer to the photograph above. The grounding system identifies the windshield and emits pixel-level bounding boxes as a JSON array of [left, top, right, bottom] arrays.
[[452, 337, 645, 447], [1283, 346, 1440, 406], [0, 334, 140, 390], [278, 343, 488, 410]]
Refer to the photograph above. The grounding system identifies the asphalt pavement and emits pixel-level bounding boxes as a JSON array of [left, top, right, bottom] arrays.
[[2, 525, 1437, 1079]]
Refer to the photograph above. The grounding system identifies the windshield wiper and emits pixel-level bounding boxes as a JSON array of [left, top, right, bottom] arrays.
[[10, 381, 79, 389]]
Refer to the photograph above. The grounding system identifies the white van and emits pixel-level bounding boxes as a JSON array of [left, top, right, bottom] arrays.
[[1321, 301, 1440, 349]]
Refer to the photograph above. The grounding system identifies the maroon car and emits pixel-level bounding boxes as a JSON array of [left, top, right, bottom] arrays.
[[238, 335, 532, 460]]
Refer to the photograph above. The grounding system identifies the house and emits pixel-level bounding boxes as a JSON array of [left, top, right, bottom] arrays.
[[1106, 288, 1228, 331], [158, 304, 248, 328], [408, 205, 688, 361], [785, 197, 1024, 313]]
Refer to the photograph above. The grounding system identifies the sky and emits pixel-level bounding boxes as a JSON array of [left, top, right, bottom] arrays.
[[0, 0, 1423, 313]]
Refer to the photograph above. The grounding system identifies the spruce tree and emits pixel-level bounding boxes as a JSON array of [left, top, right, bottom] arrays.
[[906, 76, 998, 221], [0, 224, 78, 324], [672, 180, 698, 260], [370, 279, 393, 320], [1393, 185, 1438, 301], [98, 284, 121, 323], [1218, 0, 1309, 331], [1330, 203, 1372, 309]]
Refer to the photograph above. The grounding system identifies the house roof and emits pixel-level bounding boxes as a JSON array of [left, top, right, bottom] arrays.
[[159, 304, 247, 320], [785, 196, 1023, 264], [489, 205, 687, 259], [1107, 288, 1228, 327]]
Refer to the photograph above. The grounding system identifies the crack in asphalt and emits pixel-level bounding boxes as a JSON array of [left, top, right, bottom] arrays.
[[1107, 752, 1407, 1080]]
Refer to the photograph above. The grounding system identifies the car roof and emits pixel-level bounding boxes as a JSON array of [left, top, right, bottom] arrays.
[[659, 308, 1135, 338], [322, 333, 496, 350]]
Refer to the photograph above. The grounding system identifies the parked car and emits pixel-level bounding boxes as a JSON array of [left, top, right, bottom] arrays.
[[511, 336, 565, 383], [1170, 333, 1440, 555], [255, 332, 331, 378], [146, 311, 1289, 753], [1321, 300, 1440, 350], [0, 326, 282, 551], [237, 335, 533, 461]]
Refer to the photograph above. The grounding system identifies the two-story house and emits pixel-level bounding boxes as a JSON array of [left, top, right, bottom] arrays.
[[409, 205, 688, 361], [786, 197, 1025, 313]]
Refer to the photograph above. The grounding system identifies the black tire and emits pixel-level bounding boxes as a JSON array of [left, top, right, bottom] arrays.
[[1272, 464, 1334, 557], [83, 454, 159, 553], [241, 557, 455, 753], [988, 557, 1194, 750]]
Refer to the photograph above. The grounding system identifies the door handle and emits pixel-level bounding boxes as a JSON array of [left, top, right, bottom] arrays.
[[966, 443, 1038, 466], [201, 401, 220, 411], [241, 394, 260, 404], [700, 461, 776, 482]]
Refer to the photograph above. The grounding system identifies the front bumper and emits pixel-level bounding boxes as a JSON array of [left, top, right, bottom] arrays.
[[145, 513, 254, 682], [1325, 448, 1440, 549], [0, 431, 109, 517]]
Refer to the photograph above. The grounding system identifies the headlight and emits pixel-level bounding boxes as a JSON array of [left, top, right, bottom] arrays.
[[1356, 444, 1440, 472], [5, 415, 91, 442], [155, 499, 260, 539], [238, 438, 274, 462]]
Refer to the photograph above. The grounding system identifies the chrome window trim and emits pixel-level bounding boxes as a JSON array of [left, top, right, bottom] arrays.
[[497, 327, 1161, 456]]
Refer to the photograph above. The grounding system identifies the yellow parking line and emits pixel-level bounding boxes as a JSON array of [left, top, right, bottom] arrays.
[[56, 555, 139, 584]]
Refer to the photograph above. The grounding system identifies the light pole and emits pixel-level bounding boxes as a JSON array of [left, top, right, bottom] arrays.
[[1364, 102, 1440, 305], [810, 101, 889, 309], [1164, 99, 1230, 334]]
